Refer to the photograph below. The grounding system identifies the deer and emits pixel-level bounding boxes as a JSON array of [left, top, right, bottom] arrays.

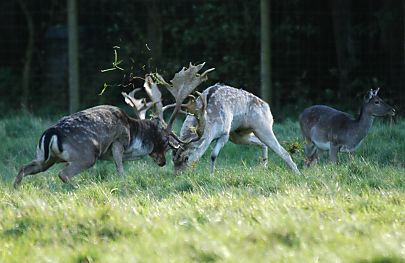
[[13, 63, 214, 188], [170, 83, 301, 175], [299, 88, 395, 165]]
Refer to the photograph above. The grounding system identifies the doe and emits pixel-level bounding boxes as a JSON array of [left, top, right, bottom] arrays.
[[299, 88, 395, 165]]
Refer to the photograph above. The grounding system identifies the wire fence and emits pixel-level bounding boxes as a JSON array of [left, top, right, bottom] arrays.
[[1, 0, 403, 116]]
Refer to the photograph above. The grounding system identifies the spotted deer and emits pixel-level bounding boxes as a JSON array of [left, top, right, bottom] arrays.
[[170, 84, 301, 174], [13, 63, 214, 188], [299, 88, 395, 165]]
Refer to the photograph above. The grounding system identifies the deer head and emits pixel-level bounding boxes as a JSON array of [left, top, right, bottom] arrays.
[[170, 90, 214, 173], [363, 88, 395, 117], [122, 62, 215, 152]]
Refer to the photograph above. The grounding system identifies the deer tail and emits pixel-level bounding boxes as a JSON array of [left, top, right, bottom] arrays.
[[38, 127, 64, 162]]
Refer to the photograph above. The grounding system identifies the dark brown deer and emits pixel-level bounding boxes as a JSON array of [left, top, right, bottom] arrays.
[[13, 63, 214, 188], [170, 84, 301, 175], [299, 88, 395, 165]]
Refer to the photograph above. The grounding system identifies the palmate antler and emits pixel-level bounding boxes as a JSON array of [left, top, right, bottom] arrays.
[[122, 62, 214, 147], [143, 75, 164, 120], [164, 62, 215, 131], [121, 88, 154, 119]]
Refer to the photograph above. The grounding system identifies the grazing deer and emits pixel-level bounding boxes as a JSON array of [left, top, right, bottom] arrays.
[[13, 63, 214, 188], [299, 88, 395, 165], [171, 84, 301, 174]]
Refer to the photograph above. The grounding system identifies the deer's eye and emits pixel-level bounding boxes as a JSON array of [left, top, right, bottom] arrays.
[[374, 100, 380, 105], [184, 156, 189, 162]]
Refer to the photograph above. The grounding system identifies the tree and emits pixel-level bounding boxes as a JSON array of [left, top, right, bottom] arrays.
[[331, 0, 356, 98], [67, 0, 80, 113], [146, 0, 163, 66], [260, 0, 272, 105], [18, 0, 34, 109], [378, 1, 404, 108]]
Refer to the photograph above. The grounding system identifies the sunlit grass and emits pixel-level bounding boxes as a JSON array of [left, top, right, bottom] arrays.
[[0, 114, 404, 262]]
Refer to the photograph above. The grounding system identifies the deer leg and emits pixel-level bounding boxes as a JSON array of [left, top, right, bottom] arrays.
[[230, 133, 268, 167], [261, 146, 269, 167], [253, 128, 300, 174], [13, 159, 55, 188], [58, 158, 96, 183], [329, 144, 339, 164], [111, 141, 125, 176], [348, 151, 355, 161], [210, 133, 230, 174], [247, 135, 268, 167], [304, 141, 318, 167]]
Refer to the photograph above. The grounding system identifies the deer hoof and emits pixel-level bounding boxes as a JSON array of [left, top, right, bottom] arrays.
[[13, 177, 22, 189], [58, 174, 69, 183]]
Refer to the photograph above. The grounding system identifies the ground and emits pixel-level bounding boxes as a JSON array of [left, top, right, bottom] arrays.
[[0, 113, 404, 262]]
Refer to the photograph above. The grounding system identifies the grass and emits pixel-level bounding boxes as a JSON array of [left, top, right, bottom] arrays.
[[0, 113, 404, 262]]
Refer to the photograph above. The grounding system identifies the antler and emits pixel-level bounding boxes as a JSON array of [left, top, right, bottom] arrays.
[[144, 74, 164, 120], [122, 63, 214, 148], [164, 62, 215, 131], [121, 88, 154, 119]]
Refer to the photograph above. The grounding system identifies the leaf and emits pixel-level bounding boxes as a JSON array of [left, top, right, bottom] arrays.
[[99, 83, 108, 96], [114, 60, 123, 66], [100, 67, 116, 73]]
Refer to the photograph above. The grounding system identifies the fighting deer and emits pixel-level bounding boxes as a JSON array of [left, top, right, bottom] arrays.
[[13, 63, 214, 188], [171, 84, 301, 174], [299, 88, 395, 165]]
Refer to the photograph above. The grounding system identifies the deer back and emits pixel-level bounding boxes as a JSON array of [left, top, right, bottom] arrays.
[[47, 105, 132, 160], [180, 84, 269, 140]]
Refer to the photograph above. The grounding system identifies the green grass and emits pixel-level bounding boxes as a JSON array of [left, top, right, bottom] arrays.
[[0, 114, 404, 262]]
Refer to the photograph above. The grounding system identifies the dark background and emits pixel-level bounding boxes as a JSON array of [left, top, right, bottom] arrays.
[[1, 0, 404, 118]]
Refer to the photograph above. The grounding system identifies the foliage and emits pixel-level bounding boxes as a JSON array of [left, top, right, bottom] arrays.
[[0, 114, 404, 262], [0, 67, 20, 112], [2, 0, 403, 115]]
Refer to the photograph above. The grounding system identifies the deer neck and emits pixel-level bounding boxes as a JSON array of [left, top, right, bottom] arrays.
[[129, 119, 155, 141], [353, 105, 375, 142], [125, 119, 155, 156]]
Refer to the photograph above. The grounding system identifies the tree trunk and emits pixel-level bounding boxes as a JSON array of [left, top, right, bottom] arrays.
[[331, 0, 355, 98], [146, 0, 163, 67], [379, 1, 404, 114], [260, 0, 272, 105], [18, 0, 34, 110], [403, 0, 405, 113], [67, 0, 80, 113]]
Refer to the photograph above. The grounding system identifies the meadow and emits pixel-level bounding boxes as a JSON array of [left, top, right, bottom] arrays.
[[0, 113, 404, 262]]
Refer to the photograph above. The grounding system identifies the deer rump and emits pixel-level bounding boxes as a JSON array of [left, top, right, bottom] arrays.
[[37, 105, 153, 163]]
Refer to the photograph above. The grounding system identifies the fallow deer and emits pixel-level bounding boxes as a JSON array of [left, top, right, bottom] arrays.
[[170, 84, 301, 174], [299, 88, 395, 165], [13, 63, 214, 188]]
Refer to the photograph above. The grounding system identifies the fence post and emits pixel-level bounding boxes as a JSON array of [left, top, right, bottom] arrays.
[[260, 0, 272, 106], [67, 0, 79, 113]]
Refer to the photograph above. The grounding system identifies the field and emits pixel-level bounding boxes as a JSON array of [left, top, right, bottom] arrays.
[[0, 113, 404, 262]]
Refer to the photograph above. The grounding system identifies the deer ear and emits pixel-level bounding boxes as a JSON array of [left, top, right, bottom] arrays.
[[364, 89, 373, 102], [150, 117, 162, 127], [168, 136, 181, 150], [373, 87, 380, 96]]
